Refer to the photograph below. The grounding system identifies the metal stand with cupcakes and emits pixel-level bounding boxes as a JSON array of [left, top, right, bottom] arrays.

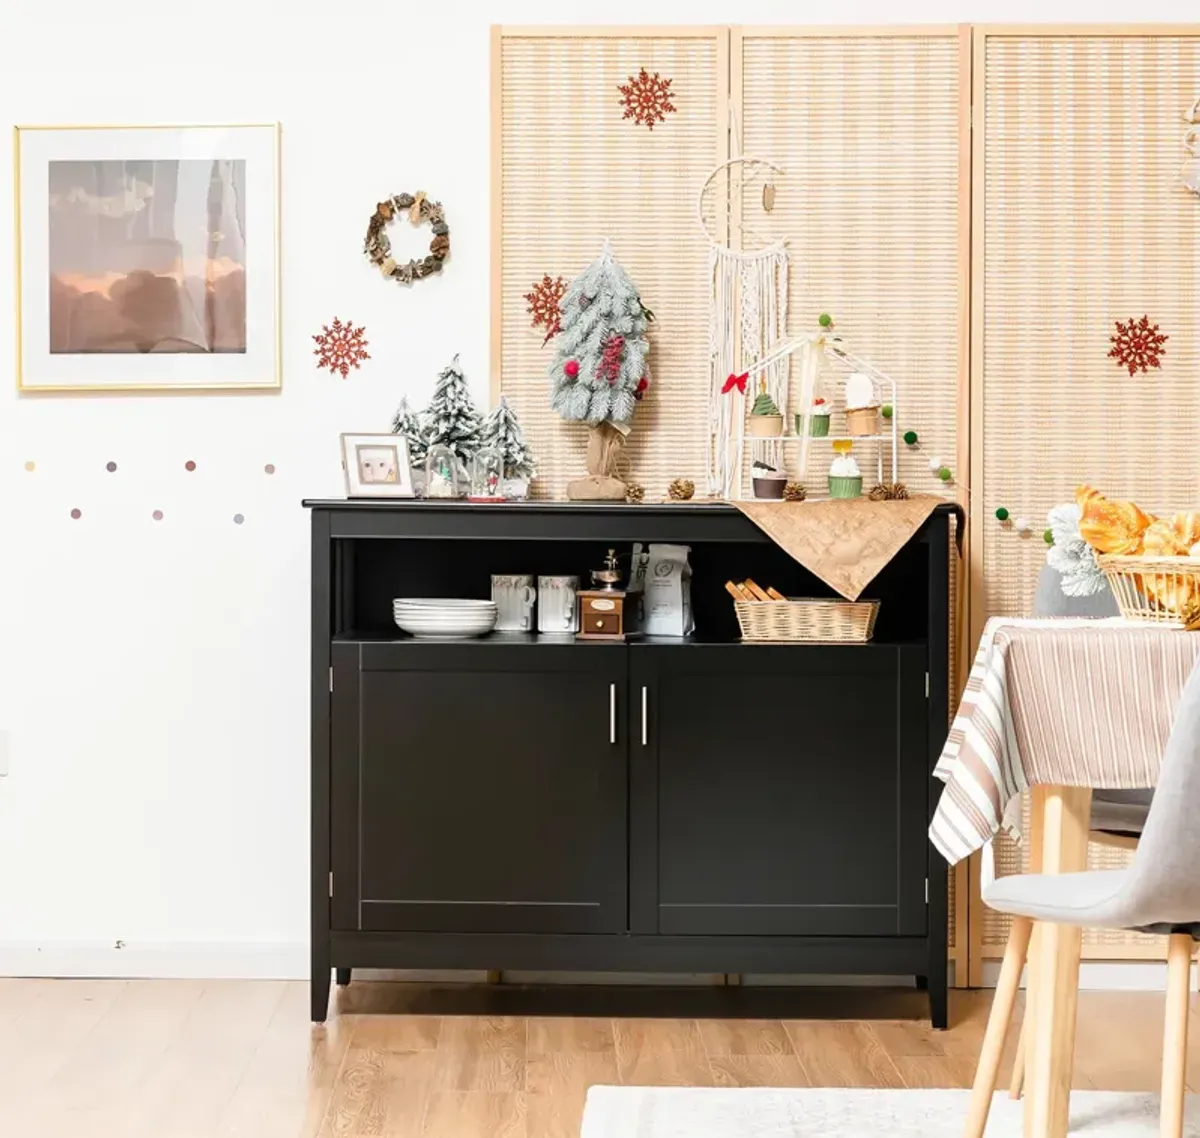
[[732, 315, 899, 500]]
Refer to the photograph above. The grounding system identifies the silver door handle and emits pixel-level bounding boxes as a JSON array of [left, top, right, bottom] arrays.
[[610, 683, 617, 744], [641, 686, 648, 746]]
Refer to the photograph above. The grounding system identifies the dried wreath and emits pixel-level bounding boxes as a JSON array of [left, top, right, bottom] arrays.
[[363, 192, 450, 285]]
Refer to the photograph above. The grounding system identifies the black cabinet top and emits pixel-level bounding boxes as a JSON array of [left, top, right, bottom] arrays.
[[304, 498, 962, 546]]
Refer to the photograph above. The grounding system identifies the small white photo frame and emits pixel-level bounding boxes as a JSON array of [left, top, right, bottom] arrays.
[[341, 433, 414, 498]]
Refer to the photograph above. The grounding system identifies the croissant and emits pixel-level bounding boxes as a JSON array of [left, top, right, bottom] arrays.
[[1141, 513, 1200, 611], [1076, 485, 1155, 555]]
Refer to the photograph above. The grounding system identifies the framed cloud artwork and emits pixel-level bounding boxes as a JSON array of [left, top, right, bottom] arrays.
[[14, 123, 280, 392]]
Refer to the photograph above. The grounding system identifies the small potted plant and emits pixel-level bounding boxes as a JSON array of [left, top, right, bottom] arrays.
[[748, 382, 783, 438]]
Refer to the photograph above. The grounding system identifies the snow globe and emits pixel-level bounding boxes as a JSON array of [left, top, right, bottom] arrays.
[[424, 444, 459, 499], [469, 444, 505, 503]]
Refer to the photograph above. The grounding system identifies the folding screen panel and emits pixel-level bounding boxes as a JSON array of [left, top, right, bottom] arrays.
[[734, 27, 967, 503], [734, 26, 970, 974], [972, 26, 1200, 967], [492, 28, 726, 500]]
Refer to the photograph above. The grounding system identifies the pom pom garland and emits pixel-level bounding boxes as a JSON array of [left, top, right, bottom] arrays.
[[903, 430, 918, 445]]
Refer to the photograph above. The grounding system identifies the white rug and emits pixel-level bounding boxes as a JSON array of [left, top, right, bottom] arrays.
[[580, 1087, 1200, 1137]]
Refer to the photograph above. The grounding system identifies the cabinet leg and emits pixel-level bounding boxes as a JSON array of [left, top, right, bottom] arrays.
[[312, 942, 331, 1023], [336, 968, 351, 987], [929, 982, 949, 1030]]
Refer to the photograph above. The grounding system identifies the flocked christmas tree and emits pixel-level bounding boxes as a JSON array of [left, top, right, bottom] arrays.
[[424, 354, 482, 470], [390, 395, 428, 467], [482, 397, 536, 482], [548, 241, 652, 499]]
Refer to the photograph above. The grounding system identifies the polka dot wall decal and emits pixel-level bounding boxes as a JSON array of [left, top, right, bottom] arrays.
[[185, 460, 196, 472], [264, 463, 276, 475], [233, 513, 245, 525], [152, 510, 163, 521], [24, 461, 35, 472], [70, 508, 81, 519], [106, 461, 117, 473]]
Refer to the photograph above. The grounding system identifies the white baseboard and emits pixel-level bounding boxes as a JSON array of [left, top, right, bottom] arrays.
[[980, 959, 1197, 992], [0, 941, 308, 980]]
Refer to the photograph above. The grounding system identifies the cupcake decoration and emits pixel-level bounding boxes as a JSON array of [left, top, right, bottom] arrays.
[[828, 439, 863, 499], [843, 373, 880, 437], [805, 396, 831, 438], [748, 383, 784, 438], [752, 459, 787, 499]]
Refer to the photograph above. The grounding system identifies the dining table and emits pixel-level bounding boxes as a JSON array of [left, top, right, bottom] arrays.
[[930, 616, 1200, 1138]]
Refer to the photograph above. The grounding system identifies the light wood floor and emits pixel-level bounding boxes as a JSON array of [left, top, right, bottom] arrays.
[[2, 978, 1198, 1137]]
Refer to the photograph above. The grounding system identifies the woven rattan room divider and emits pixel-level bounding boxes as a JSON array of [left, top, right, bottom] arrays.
[[494, 24, 1200, 983], [967, 25, 1200, 981], [492, 24, 971, 982]]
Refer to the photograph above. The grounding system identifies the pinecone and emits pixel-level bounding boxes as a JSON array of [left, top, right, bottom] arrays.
[[869, 481, 911, 501], [783, 482, 807, 502], [625, 483, 645, 504], [668, 478, 695, 501]]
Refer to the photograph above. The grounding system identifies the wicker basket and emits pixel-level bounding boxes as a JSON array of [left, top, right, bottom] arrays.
[[734, 597, 880, 643], [1098, 554, 1200, 627]]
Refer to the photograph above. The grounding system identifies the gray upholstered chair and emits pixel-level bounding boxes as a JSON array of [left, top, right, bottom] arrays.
[[964, 657, 1200, 1138], [1005, 566, 1153, 1101]]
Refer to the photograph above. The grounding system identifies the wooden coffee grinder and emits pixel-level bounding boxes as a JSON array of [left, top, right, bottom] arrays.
[[577, 548, 628, 641]]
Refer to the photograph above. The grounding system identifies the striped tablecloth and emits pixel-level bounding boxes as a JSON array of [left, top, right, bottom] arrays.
[[929, 617, 1200, 865]]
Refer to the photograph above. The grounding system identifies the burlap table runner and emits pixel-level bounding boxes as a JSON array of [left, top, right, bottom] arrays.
[[734, 495, 944, 601]]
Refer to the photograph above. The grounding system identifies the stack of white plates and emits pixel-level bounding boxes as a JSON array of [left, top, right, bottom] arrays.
[[393, 598, 497, 639]]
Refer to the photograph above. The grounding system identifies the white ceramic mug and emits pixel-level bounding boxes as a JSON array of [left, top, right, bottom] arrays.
[[491, 574, 536, 632], [537, 575, 579, 634]]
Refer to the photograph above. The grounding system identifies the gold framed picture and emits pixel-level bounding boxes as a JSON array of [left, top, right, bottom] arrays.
[[14, 122, 281, 393]]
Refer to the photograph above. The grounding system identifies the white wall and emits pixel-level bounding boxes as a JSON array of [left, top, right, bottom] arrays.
[[0, 0, 1194, 979]]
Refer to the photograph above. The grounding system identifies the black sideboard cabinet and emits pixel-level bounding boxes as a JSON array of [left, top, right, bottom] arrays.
[[306, 500, 959, 1026]]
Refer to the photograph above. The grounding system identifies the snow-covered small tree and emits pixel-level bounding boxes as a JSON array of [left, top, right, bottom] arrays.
[[482, 397, 535, 480], [391, 395, 428, 466], [547, 241, 653, 499], [424, 354, 482, 469]]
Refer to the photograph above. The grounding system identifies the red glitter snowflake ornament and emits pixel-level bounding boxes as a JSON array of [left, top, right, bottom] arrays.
[[524, 274, 567, 345], [313, 317, 370, 379], [618, 68, 677, 130], [1108, 315, 1168, 376]]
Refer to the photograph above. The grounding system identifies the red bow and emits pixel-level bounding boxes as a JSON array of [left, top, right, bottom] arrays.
[[722, 371, 748, 395]]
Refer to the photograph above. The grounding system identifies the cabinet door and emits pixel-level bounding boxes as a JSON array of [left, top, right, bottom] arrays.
[[331, 640, 627, 935], [629, 643, 927, 937]]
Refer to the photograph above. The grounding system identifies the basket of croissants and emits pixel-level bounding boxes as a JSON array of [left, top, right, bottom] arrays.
[[1078, 486, 1200, 627]]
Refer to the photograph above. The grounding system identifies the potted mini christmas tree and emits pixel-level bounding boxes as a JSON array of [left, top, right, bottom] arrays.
[[482, 396, 536, 500], [391, 395, 428, 493], [424, 354, 482, 495], [548, 241, 652, 500]]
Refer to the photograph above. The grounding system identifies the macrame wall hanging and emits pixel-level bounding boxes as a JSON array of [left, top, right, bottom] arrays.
[[697, 150, 790, 499]]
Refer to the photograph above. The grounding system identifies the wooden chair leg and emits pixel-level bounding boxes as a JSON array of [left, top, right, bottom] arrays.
[[1160, 933, 1193, 1138], [1009, 1013, 1027, 1099], [965, 917, 1034, 1138]]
